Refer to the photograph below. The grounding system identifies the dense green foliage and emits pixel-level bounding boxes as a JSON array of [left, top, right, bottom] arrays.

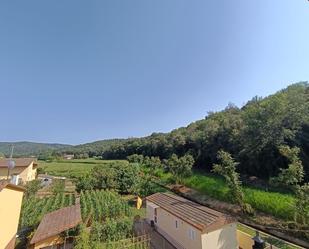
[[80, 190, 132, 222], [24, 179, 42, 198], [271, 145, 304, 188], [213, 150, 253, 214], [90, 218, 133, 242], [167, 154, 194, 183], [154, 169, 296, 220], [295, 183, 309, 225], [19, 193, 75, 228], [59, 83, 309, 180], [80, 190, 139, 245], [76, 161, 139, 194]]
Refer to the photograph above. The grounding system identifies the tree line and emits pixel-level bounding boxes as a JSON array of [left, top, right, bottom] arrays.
[[63, 83, 309, 180]]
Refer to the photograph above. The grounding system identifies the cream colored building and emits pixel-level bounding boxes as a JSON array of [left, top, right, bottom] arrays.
[[146, 193, 238, 249], [0, 180, 25, 249], [0, 158, 38, 184]]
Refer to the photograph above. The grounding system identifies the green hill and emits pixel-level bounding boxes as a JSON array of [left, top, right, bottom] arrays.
[[0, 141, 72, 157], [63, 82, 309, 180]]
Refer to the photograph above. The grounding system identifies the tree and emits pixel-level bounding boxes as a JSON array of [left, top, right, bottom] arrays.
[[294, 183, 309, 225], [127, 154, 144, 164], [213, 150, 253, 214], [271, 145, 304, 188], [168, 154, 194, 183]]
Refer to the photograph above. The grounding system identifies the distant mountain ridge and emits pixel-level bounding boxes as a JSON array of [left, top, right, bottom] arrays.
[[0, 141, 72, 157]]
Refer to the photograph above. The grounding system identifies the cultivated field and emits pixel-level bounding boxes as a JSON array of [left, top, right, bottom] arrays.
[[39, 159, 127, 178]]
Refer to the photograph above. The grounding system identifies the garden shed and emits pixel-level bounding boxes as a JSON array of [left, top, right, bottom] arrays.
[[30, 204, 81, 249]]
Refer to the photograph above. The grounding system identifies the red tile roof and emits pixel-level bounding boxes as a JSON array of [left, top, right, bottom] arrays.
[[0, 158, 36, 168], [30, 204, 82, 244], [146, 193, 235, 233], [0, 180, 25, 192]]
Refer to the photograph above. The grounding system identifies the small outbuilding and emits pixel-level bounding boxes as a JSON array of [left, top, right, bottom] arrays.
[[30, 204, 82, 249], [146, 193, 237, 249]]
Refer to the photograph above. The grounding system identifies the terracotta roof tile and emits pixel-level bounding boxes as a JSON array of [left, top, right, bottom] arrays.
[[0, 158, 36, 168], [30, 204, 82, 244], [146, 193, 235, 233]]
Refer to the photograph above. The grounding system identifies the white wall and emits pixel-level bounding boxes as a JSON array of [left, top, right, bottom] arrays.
[[201, 223, 238, 249]]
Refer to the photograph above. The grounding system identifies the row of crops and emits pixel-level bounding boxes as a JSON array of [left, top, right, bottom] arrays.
[[78, 190, 138, 244], [19, 193, 75, 228], [80, 190, 132, 223]]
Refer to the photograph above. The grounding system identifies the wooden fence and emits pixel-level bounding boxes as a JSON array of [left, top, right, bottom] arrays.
[[100, 234, 151, 249]]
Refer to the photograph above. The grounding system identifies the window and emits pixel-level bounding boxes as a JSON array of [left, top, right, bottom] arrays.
[[188, 228, 196, 240], [175, 219, 178, 229]]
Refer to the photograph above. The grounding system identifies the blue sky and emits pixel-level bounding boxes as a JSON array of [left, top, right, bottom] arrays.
[[0, 1, 308, 145]]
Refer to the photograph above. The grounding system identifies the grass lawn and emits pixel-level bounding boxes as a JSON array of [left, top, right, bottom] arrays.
[[153, 169, 296, 221], [39, 158, 127, 178]]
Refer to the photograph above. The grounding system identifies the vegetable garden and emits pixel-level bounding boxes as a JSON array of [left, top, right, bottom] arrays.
[[19, 193, 75, 228], [80, 190, 132, 223]]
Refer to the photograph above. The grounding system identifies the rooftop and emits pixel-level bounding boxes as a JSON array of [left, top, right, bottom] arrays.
[[30, 204, 82, 244], [146, 193, 235, 233], [0, 158, 37, 168]]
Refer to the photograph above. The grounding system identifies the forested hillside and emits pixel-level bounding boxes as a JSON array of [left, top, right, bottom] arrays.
[[66, 82, 309, 180], [0, 142, 71, 157]]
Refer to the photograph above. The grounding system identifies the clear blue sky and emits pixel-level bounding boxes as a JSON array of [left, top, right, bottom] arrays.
[[0, 1, 308, 145]]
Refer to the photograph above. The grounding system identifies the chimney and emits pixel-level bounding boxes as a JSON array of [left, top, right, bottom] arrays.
[[252, 231, 265, 249]]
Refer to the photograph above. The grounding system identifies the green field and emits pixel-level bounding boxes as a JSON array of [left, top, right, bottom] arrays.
[[39, 160, 296, 220], [153, 169, 296, 220], [39, 159, 127, 178]]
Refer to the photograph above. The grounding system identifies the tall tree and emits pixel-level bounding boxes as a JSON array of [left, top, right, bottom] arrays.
[[168, 154, 194, 184], [272, 145, 304, 188], [213, 150, 253, 214]]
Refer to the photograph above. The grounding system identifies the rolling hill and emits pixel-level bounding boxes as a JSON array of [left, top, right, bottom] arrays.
[[0, 141, 72, 157]]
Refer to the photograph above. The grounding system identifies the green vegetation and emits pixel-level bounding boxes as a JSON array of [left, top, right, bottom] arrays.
[[271, 145, 304, 188], [0, 141, 71, 157], [19, 193, 75, 228], [295, 183, 309, 225], [61, 83, 309, 182], [24, 179, 42, 198], [80, 190, 132, 223], [212, 150, 253, 214], [78, 190, 145, 247], [156, 170, 296, 220], [167, 154, 194, 184], [39, 159, 125, 178]]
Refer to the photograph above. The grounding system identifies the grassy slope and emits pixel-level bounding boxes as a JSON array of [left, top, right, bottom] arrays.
[[154, 169, 295, 220]]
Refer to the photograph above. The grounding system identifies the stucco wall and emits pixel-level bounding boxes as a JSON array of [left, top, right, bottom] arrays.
[[0, 187, 24, 249], [146, 200, 203, 249], [0, 162, 36, 183], [201, 223, 238, 249]]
